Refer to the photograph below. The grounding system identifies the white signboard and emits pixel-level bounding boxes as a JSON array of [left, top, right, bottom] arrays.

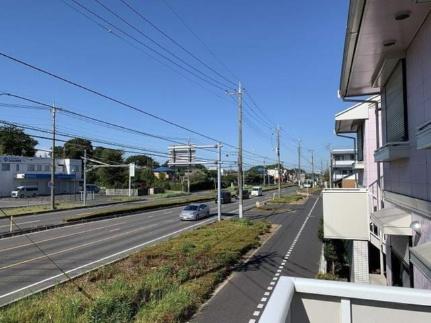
[[129, 163, 135, 177], [168, 145, 196, 166]]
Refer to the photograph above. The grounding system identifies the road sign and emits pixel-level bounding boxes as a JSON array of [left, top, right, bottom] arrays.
[[129, 163, 135, 177], [168, 145, 196, 166]]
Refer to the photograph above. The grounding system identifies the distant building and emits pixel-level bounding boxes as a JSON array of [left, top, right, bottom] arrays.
[[0, 155, 82, 197], [153, 166, 175, 180], [330, 148, 355, 187]]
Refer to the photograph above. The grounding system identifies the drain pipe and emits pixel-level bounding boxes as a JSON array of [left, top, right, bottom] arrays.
[[336, 133, 358, 187], [337, 92, 382, 209]]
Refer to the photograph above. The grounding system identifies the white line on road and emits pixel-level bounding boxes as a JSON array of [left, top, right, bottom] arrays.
[[249, 195, 320, 322], [0, 217, 215, 302], [0, 220, 40, 229]]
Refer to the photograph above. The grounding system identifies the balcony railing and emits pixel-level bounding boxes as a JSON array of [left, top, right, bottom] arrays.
[[260, 276, 431, 323], [322, 188, 369, 240]]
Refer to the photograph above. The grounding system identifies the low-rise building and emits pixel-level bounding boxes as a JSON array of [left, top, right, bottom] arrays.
[[331, 148, 355, 187], [0, 155, 82, 197]]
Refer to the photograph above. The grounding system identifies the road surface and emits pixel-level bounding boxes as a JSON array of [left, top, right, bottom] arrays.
[[193, 193, 323, 323], [0, 190, 214, 235], [0, 187, 296, 307]]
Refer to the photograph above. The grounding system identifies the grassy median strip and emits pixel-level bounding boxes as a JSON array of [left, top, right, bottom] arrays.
[[0, 219, 270, 323], [65, 194, 214, 223]]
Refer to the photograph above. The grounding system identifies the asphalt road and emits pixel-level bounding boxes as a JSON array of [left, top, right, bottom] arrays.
[[192, 193, 323, 323], [0, 190, 214, 235], [0, 187, 296, 307]]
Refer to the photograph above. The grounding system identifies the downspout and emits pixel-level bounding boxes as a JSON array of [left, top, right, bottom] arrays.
[[336, 133, 358, 187], [338, 94, 382, 208]]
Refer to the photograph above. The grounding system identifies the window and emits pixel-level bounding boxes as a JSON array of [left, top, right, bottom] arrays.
[[384, 60, 408, 142], [27, 164, 35, 171], [36, 165, 42, 171], [1, 163, 10, 171], [357, 123, 364, 161], [44, 165, 50, 172], [16, 164, 19, 171]]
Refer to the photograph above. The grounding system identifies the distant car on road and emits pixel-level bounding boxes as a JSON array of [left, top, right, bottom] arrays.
[[251, 186, 263, 196], [85, 184, 100, 193], [180, 203, 210, 221], [215, 191, 232, 204], [11, 185, 39, 198]]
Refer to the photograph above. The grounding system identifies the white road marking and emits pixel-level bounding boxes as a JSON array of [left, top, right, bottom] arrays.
[[0, 221, 125, 253], [0, 218, 173, 271], [0, 220, 40, 229], [253, 311, 260, 316], [0, 217, 215, 301], [250, 195, 321, 321]]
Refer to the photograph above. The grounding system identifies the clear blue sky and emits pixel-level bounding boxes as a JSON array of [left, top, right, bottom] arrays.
[[0, 0, 353, 171]]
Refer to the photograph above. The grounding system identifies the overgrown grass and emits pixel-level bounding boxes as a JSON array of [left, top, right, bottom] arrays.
[[0, 220, 270, 323], [270, 194, 304, 204]]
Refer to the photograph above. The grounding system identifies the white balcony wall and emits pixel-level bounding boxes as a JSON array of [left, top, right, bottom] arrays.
[[260, 277, 431, 323], [323, 188, 369, 240]]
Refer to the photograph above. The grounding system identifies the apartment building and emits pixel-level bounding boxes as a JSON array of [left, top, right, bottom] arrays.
[[331, 148, 356, 187], [325, 0, 431, 289], [260, 1, 431, 321], [325, 98, 382, 283], [0, 155, 82, 197]]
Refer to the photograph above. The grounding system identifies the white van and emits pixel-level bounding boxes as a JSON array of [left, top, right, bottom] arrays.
[[11, 186, 39, 198], [251, 186, 263, 196]]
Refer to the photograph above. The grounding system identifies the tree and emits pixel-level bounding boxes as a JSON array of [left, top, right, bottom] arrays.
[[125, 155, 159, 168], [92, 147, 125, 188], [0, 126, 38, 157], [53, 146, 64, 158], [64, 138, 93, 159]]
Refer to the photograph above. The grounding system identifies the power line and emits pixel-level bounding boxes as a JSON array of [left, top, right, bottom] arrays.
[[62, 0, 230, 103], [71, 0, 230, 91], [119, 0, 236, 87], [0, 53, 273, 163], [161, 0, 240, 82]]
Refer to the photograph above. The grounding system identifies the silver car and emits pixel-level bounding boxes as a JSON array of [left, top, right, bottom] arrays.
[[180, 203, 210, 221]]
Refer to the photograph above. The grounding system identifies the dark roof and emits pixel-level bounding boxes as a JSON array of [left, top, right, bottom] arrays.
[[153, 166, 174, 173]]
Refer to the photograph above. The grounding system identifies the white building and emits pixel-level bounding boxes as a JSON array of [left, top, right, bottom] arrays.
[[331, 148, 355, 186], [0, 155, 82, 197]]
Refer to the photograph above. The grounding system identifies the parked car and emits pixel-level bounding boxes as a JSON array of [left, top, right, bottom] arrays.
[[241, 189, 250, 199], [85, 184, 100, 193], [215, 191, 232, 204], [251, 186, 263, 196], [11, 185, 39, 198], [180, 203, 210, 221]]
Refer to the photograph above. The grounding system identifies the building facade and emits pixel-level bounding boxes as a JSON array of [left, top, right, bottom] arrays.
[[331, 148, 355, 187], [0, 155, 82, 197], [336, 0, 431, 289]]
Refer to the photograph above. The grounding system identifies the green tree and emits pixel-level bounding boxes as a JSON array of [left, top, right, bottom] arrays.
[[125, 155, 159, 168], [64, 138, 93, 159], [0, 126, 38, 156], [92, 147, 125, 188], [53, 146, 64, 158]]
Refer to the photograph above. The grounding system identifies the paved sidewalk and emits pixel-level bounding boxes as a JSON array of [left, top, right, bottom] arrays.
[[193, 193, 323, 323]]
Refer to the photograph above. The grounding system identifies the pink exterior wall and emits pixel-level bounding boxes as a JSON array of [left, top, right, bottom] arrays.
[[382, 13, 431, 201], [362, 104, 379, 188], [381, 13, 431, 289]]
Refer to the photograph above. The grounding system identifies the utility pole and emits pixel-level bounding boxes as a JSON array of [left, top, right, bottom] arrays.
[[217, 143, 222, 222], [50, 105, 56, 210], [237, 82, 244, 219], [83, 150, 87, 206], [263, 159, 266, 186], [297, 140, 301, 188], [310, 150, 314, 187], [276, 126, 281, 197]]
